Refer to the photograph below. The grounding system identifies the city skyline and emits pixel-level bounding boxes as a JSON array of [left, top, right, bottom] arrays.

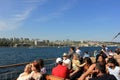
[[0, 0, 120, 42]]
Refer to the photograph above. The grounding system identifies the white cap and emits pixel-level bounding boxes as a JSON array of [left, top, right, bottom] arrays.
[[63, 53, 67, 56], [56, 57, 62, 63]]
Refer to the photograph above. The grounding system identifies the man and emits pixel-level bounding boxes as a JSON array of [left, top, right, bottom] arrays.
[[52, 57, 69, 78], [62, 53, 71, 70], [89, 63, 117, 80], [68, 47, 75, 59], [107, 58, 120, 80]]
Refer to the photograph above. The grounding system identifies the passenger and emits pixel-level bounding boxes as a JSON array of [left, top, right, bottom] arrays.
[[30, 61, 43, 80], [101, 45, 109, 57], [107, 58, 120, 80], [83, 57, 92, 73], [39, 59, 46, 74], [93, 50, 99, 58], [83, 52, 90, 59], [70, 54, 85, 80], [80, 57, 93, 80], [89, 62, 117, 80], [62, 53, 71, 70], [17, 64, 32, 80], [114, 48, 120, 55], [76, 47, 81, 56], [52, 57, 69, 78], [96, 54, 106, 65], [78, 54, 106, 80], [68, 47, 75, 59], [76, 47, 83, 63]]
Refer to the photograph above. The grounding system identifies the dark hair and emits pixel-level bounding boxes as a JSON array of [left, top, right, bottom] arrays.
[[96, 54, 106, 62], [96, 62, 106, 73], [83, 57, 92, 65], [32, 61, 40, 72], [70, 47, 75, 52], [39, 59, 44, 68], [107, 58, 119, 66]]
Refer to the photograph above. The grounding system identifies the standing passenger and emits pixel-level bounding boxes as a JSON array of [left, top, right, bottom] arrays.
[[68, 47, 75, 59]]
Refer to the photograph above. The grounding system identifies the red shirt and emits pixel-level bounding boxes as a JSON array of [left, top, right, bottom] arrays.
[[52, 64, 69, 78]]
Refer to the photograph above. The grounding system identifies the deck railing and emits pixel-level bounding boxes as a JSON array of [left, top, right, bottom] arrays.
[[0, 58, 56, 80]]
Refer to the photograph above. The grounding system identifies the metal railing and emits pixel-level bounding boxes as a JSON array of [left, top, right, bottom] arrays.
[[0, 58, 56, 80]]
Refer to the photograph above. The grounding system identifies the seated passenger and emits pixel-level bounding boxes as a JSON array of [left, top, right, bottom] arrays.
[[89, 62, 117, 80], [52, 57, 69, 78], [62, 53, 71, 70], [107, 58, 120, 80], [70, 54, 85, 80], [30, 61, 43, 80], [78, 54, 106, 80], [39, 59, 46, 74], [17, 64, 32, 80]]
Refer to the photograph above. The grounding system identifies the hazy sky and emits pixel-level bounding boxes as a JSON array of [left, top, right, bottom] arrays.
[[0, 0, 120, 41]]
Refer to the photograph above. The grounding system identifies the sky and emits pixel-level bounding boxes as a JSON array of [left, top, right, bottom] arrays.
[[0, 0, 120, 42]]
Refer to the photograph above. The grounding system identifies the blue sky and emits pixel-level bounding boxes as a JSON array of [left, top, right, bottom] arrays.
[[0, 0, 120, 42]]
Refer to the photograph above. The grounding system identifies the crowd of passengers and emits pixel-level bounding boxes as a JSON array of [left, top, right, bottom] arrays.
[[17, 45, 120, 80]]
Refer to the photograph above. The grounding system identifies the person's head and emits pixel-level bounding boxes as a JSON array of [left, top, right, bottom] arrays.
[[32, 60, 40, 72], [39, 59, 44, 68], [83, 57, 92, 66], [63, 53, 68, 60], [76, 47, 80, 50], [107, 58, 119, 69], [96, 54, 105, 63], [73, 54, 79, 60], [94, 62, 106, 75], [24, 64, 32, 73], [70, 47, 75, 52], [56, 57, 63, 65]]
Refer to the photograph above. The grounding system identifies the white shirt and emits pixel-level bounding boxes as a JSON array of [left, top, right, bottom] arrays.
[[76, 49, 81, 55], [17, 73, 30, 80], [30, 71, 42, 80], [63, 58, 71, 69], [108, 66, 120, 80]]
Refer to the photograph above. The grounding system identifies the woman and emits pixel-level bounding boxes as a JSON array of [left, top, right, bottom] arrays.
[[39, 59, 46, 74], [70, 54, 85, 80], [17, 64, 32, 80], [83, 57, 92, 72], [30, 61, 43, 80]]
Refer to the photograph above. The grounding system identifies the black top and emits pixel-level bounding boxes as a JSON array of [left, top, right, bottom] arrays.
[[89, 74, 117, 80]]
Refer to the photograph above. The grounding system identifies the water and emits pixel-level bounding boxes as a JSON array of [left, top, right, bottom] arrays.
[[0, 46, 117, 66], [0, 46, 117, 73]]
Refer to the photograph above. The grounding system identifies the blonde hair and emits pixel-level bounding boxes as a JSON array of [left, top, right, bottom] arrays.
[[25, 64, 32, 73]]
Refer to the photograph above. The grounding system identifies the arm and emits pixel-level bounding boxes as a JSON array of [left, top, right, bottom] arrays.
[[77, 63, 86, 67], [70, 69, 79, 77], [78, 63, 96, 80]]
